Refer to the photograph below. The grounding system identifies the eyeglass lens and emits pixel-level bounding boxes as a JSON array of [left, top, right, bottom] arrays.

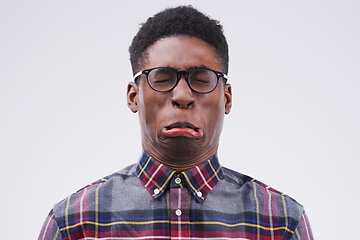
[[148, 68, 218, 93]]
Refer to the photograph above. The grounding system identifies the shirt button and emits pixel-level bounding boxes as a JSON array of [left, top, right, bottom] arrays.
[[154, 188, 160, 195], [175, 177, 181, 184], [197, 191, 203, 197], [175, 209, 182, 216]]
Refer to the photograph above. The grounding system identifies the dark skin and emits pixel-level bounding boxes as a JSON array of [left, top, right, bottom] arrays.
[[127, 36, 232, 172]]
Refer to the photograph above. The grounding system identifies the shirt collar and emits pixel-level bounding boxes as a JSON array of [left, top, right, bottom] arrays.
[[135, 151, 224, 203]]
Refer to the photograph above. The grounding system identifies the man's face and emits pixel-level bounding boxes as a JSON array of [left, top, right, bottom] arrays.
[[127, 36, 232, 167]]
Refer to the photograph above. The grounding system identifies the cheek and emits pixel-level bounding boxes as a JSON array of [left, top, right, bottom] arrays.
[[138, 89, 167, 129], [201, 94, 225, 131]]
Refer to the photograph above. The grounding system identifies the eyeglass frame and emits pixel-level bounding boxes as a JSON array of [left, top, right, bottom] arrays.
[[133, 67, 228, 94]]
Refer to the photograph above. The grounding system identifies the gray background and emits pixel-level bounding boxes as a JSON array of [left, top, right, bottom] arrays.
[[1, 0, 359, 239]]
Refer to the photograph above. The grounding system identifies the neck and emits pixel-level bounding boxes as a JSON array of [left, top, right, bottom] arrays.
[[142, 143, 218, 172]]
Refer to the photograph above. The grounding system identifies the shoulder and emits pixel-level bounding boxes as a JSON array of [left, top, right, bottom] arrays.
[[220, 166, 304, 219], [212, 167, 310, 238], [51, 164, 137, 225], [74, 163, 138, 194]]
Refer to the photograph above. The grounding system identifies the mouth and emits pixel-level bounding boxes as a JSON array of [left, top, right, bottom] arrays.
[[162, 122, 203, 139]]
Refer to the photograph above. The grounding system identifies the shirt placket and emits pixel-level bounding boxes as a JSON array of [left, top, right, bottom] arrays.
[[169, 174, 190, 239]]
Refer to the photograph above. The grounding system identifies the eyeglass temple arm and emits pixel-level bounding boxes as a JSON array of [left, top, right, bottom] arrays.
[[133, 70, 143, 81], [218, 72, 228, 82]]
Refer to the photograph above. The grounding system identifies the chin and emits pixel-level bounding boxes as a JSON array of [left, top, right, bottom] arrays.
[[163, 137, 200, 157]]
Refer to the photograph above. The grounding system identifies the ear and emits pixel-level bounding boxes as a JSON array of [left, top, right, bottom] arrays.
[[224, 83, 232, 114], [127, 82, 139, 113]]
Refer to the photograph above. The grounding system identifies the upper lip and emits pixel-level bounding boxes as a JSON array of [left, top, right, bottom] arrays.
[[165, 122, 199, 131]]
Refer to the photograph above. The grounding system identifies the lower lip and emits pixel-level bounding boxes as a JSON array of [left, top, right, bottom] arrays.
[[162, 127, 203, 139]]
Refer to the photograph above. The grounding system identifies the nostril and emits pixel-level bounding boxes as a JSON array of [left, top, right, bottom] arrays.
[[172, 100, 194, 109], [186, 101, 194, 108], [172, 101, 181, 108]]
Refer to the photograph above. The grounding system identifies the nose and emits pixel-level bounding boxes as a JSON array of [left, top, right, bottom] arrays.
[[171, 77, 195, 109]]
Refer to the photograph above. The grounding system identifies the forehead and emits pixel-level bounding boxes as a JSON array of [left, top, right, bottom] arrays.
[[143, 36, 223, 71]]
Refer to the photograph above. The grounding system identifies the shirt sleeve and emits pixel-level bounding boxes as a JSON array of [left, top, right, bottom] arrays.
[[291, 210, 314, 240], [38, 209, 62, 240]]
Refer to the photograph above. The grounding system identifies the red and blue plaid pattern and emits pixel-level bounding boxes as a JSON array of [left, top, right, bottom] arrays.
[[39, 152, 313, 239], [136, 152, 223, 202]]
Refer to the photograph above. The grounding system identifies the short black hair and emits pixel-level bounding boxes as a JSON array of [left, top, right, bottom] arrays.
[[129, 6, 229, 74]]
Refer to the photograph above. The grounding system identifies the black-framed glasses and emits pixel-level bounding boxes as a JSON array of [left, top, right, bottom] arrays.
[[133, 67, 228, 94]]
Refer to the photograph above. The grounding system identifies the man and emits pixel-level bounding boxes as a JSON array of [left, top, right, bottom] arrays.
[[39, 6, 313, 240]]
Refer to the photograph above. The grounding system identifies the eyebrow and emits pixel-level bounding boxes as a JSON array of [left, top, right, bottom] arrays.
[[164, 64, 209, 71], [191, 64, 209, 70]]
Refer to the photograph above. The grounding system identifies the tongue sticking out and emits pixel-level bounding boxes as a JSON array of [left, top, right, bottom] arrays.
[[162, 127, 203, 139]]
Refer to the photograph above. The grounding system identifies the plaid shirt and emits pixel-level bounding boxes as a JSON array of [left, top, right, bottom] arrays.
[[39, 152, 313, 239]]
